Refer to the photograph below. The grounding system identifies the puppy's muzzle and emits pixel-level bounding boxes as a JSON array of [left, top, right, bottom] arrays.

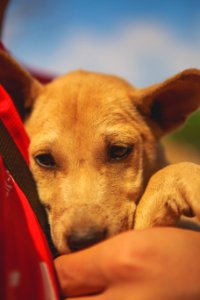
[[68, 227, 108, 252]]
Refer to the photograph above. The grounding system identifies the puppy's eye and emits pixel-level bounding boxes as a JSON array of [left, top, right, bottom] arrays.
[[34, 153, 56, 169], [108, 144, 133, 162]]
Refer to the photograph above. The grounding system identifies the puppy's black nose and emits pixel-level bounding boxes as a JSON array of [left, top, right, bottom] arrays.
[[68, 228, 107, 252]]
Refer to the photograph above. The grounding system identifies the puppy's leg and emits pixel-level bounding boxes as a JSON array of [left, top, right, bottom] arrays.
[[134, 162, 200, 229]]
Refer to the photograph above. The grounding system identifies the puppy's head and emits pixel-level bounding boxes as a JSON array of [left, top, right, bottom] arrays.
[[1, 49, 200, 253]]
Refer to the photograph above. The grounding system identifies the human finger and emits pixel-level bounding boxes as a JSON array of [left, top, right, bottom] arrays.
[[54, 245, 108, 297]]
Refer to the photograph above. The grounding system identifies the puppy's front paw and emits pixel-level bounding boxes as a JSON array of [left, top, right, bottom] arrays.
[[134, 162, 200, 229]]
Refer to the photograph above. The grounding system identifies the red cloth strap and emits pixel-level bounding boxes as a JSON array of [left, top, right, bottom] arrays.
[[0, 61, 59, 299]]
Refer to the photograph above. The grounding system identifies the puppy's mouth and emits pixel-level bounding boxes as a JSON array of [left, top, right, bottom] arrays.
[[49, 203, 136, 254], [52, 227, 108, 254], [66, 227, 108, 252], [55, 220, 131, 254]]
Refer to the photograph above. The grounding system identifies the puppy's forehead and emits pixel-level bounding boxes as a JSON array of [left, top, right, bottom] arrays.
[[42, 70, 138, 123], [27, 71, 153, 159]]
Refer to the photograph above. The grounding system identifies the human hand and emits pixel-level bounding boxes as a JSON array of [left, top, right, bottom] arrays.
[[54, 228, 200, 300]]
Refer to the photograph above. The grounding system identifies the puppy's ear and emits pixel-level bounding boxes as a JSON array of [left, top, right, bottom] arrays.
[[0, 49, 42, 119], [136, 69, 200, 137]]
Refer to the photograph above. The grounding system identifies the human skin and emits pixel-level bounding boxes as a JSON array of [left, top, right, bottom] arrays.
[[54, 227, 200, 300]]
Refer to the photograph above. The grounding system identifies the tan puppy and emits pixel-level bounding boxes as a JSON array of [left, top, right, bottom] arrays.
[[0, 49, 200, 254]]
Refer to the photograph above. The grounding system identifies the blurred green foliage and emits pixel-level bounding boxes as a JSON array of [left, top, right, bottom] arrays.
[[167, 109, 200, 151]]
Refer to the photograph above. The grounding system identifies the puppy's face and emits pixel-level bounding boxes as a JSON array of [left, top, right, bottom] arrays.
[[25, 71, 160, 253], [1, 48, 199, 254]]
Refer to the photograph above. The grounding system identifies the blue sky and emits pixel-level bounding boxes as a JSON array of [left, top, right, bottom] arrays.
[[3, 0, 200, 87]]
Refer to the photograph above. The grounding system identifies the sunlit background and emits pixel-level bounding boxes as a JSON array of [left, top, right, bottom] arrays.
[[2, 0, 200, 153]]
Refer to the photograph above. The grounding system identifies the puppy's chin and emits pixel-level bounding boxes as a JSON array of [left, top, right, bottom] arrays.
[[52, 235, 71, 255]]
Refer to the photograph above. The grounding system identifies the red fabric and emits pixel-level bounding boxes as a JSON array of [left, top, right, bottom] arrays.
[[0, 85, 59, 299], [29, 68, 55, 84], [0, 41, 6, 50], [0, 85, 29, 163]]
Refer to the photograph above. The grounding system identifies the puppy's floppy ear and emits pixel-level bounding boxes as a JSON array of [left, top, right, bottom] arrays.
[[0, 48, 42, 119], [136, 69, 200, 137]]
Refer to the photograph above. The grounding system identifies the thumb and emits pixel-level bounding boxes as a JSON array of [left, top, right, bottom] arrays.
[[54, 244, 109, 297]]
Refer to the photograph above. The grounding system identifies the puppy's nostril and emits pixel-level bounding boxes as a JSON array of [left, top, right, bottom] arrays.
[[68, 228, 107, 252]]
